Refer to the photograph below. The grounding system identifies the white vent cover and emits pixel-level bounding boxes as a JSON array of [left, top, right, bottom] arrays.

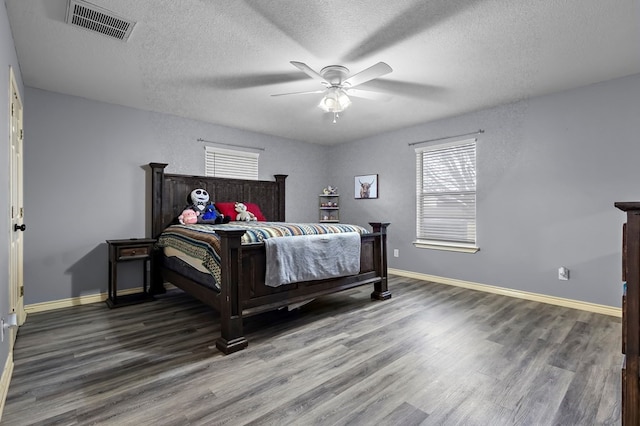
[[65, 0, 136, 41]]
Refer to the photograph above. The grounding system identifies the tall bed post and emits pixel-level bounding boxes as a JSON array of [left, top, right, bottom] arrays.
[[149, 162, 168, 294], [149, 162, 168, 238], [274, 174, 287, 221], [215, 229, 249, 354], [370, 222, 391, 300]]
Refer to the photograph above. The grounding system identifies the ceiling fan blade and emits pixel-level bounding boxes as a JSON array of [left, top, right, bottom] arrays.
[[290, 61, 328, 84], [346, 88, 392, 101], [344, 62, 393, 88], [360, 79, 449, 100], [206, 72, 310, 89], [271, 89, 326, 97]]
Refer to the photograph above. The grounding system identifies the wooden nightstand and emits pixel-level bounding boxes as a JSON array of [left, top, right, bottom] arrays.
[[106, 238, 156, 308]]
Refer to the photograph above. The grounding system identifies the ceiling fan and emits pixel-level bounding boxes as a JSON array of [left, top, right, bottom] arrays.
[[271, 61, 393, 123]]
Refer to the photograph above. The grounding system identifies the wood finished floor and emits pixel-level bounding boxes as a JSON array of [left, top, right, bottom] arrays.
[[3, 276, 622, 425]]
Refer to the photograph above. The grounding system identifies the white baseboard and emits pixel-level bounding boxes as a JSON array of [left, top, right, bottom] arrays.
[[0, 352, 13, 422], [24, 285, 178, 314], [25, 287, 140, 314], [26, 275, 619, 318], [388, 268, 621, 317]]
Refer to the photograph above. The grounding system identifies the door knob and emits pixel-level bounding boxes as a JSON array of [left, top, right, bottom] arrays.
[[14, 224, 26, 232]]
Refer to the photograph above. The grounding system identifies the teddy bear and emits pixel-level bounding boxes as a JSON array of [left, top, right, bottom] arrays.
[[178, 208, 199, 225], [234, 202, 257, 221]]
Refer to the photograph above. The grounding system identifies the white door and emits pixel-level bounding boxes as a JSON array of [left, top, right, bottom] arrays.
[[9, 67, 25, 333]]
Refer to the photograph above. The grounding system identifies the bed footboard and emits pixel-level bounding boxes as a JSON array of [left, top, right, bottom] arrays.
[[213, 223, 391, 354]]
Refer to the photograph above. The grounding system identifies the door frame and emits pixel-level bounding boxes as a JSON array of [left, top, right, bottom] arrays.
[[9, 66, 25, 329]]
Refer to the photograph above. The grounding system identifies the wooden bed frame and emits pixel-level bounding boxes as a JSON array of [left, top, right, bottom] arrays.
[[148, 162, 391, 354]]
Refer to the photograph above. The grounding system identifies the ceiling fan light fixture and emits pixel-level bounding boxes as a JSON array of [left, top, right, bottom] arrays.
[[318, 88, 351, 113], [274, 61, 392, 123]]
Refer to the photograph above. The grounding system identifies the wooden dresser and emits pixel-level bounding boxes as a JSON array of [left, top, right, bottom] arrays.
[[616, 202, 640, 425]]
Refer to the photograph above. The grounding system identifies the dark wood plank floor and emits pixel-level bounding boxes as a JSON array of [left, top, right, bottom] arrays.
[[2, 276, 622, 425]]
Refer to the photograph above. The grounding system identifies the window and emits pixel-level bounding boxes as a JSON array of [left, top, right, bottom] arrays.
[[414, 138, 478, 253], [205, 146, 259, 180]]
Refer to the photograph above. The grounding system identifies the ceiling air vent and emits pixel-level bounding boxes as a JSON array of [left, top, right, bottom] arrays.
[[65, 0, 136, 41]]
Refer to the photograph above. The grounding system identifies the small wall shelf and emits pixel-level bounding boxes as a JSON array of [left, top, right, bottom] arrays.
[[319, 194, 339, 223]]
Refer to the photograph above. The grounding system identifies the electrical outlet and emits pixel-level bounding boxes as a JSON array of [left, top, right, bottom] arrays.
[[393, 249, 399, 257], [558, 266, 570, 280]]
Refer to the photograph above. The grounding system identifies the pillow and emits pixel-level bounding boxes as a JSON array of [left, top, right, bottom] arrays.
[[244, 203, 267, 222], [214, 202, 237, 220], [215, 202, 267, 222]]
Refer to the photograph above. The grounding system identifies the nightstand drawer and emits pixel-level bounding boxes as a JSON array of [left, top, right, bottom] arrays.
[[117, 246, 150, 259]]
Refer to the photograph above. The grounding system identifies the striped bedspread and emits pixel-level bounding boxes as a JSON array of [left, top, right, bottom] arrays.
[[156, 222, 369, 291]]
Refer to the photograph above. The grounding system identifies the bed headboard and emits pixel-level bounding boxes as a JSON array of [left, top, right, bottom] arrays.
[[149, 163, 287, 238]]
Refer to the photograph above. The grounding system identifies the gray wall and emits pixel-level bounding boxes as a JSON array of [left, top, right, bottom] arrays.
[[1, 0, 23, 384], [21, 73, 640, 309], [23, 88, 328, 304], [14, 37, 640, 310], [330, 73, 640, 308]]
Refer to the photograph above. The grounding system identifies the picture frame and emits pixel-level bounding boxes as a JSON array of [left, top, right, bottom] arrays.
[[354, 174, 378, 199]]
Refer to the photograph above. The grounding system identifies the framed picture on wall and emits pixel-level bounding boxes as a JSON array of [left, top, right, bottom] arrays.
[[355, 174, 378, 199]]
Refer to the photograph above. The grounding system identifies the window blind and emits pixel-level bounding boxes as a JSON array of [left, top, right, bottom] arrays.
[[205, 146, 259, 180], [415, 138, 476, 246]]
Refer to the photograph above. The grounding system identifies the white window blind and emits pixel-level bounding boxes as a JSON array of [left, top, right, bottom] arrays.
[[415, 138, 477, 250], [205, 146, 259, 180]]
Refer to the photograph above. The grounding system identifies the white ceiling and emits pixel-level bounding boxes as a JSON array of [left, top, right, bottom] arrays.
[[5, 0, 640, 145]]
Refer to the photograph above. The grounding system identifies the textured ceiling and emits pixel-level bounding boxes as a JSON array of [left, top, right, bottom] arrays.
[[5, 0, 640, 145]]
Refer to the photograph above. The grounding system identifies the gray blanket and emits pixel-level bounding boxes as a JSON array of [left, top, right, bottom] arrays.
[[264, 232, 361, 287]]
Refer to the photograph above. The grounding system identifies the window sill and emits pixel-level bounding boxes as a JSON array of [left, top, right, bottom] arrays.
[[413, 240, 479, 253]]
